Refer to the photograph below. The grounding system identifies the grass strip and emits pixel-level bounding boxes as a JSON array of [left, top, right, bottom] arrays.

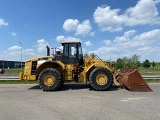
[[4, 68, 22, 74], [145, 79, 160, 83], [0, 80, 38, 84]]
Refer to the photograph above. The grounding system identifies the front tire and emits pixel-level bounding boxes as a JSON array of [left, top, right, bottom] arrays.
[[89, 67, 113, 91], [38, 68, 62, 91]]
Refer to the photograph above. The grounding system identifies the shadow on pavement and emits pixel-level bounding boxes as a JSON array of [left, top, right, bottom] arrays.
[[28, 83, 119, 92], [28, 85, 41, 90]]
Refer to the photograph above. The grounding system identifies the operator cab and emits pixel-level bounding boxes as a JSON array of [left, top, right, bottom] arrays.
[[61, 41, 84, 65]]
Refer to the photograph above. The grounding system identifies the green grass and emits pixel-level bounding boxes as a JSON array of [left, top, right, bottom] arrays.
[[138, 62, 160, 75], [138, 68, 160, 75], [145, 79, 160, 83], [4, 68, 23, 74], [0, 80, 38, 84]]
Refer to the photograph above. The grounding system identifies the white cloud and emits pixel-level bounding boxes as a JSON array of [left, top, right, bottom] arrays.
[[76, 20, 92, 35], [23, 48, 37, 59], [7, 45, 22, 61], [93, 0, 160, 32], [6, 46, 37, 61], [125, 0, 160, 25], [84, 41, 92, 46], [90, 32, 95, 37], [0, 18, 8, 27], [89, 29, 160, 61], [8, 45, 21, 51], [37, 39, 49, 53], [5, 39, 50, 61], [93, 6, 123, 32], [25, 49, 35, 55], [103, 40, 113, 46], [136, 29, 160, 41], [63, 19, 92, 35], [114, 30, 136, 44], [56, 35, 81, 42], [11, 32, 17, 36], [56, 35, 66, 42], [63, 19, 79, 31]]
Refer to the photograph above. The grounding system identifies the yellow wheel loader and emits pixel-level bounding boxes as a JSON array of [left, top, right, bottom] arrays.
[[19, 41, 152, 92]]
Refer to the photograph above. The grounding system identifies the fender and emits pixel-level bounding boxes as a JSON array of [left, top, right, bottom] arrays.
[[36, 61, 65, 78]]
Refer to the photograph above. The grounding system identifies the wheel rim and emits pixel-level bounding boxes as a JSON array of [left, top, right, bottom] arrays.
[[96, 74, 108, 85], [44, 75, 55, 86]]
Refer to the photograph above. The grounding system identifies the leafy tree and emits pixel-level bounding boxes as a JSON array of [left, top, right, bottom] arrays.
[[115, 58, 123, 70], [152, 61, 156, 68], [83, 53, 89, 59], [83, 53, 96, 59], [121, 54, 140, 68], [129, 54, 141, 68], [136, 61, 141, 68], [122, 57, 128, 68], [143, 59, 150, 69], [90, 53, 96, 59]]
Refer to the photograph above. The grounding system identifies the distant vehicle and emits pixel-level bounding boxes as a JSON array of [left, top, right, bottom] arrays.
[[0, 69, 5, 74]]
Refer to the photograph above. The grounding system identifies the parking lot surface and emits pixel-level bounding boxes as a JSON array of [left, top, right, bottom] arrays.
[[0, 83, 159, 120]]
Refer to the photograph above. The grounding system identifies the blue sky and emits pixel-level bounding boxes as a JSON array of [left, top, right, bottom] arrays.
[[0, 0, 160, 62]]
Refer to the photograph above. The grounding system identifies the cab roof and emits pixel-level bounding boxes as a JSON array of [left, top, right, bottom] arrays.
[[61, 41, 81, 44]]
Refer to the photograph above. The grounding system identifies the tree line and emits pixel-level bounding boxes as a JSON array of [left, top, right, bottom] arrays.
[[115, 55, 156, 70]]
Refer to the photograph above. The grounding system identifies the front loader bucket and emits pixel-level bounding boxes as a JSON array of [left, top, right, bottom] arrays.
[[116, 69, 153, 92]]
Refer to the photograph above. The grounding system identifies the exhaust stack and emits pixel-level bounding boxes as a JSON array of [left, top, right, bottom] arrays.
[[46, 45, 50, 56]]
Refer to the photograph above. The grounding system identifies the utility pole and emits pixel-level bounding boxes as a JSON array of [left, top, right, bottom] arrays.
[[19, 42, 22, 71]]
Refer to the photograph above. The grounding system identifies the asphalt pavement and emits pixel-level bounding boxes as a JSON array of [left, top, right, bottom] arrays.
[[0, 83, 160, 120]]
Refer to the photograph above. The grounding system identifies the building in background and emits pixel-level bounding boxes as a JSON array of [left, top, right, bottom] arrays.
[[0, 60, 25, 69]]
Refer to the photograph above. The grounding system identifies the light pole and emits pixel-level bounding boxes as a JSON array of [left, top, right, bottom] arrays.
[[3, 54, 5, 69], [19, 42, 22, 70]]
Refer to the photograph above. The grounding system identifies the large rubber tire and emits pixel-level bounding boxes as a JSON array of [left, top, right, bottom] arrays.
[[89, 67, 113, 91], [38, 68, 62, 91]]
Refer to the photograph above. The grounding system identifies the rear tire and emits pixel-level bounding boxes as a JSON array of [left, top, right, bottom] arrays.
[[89, 67, 113, 91], [38, 68, 62, 91]]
